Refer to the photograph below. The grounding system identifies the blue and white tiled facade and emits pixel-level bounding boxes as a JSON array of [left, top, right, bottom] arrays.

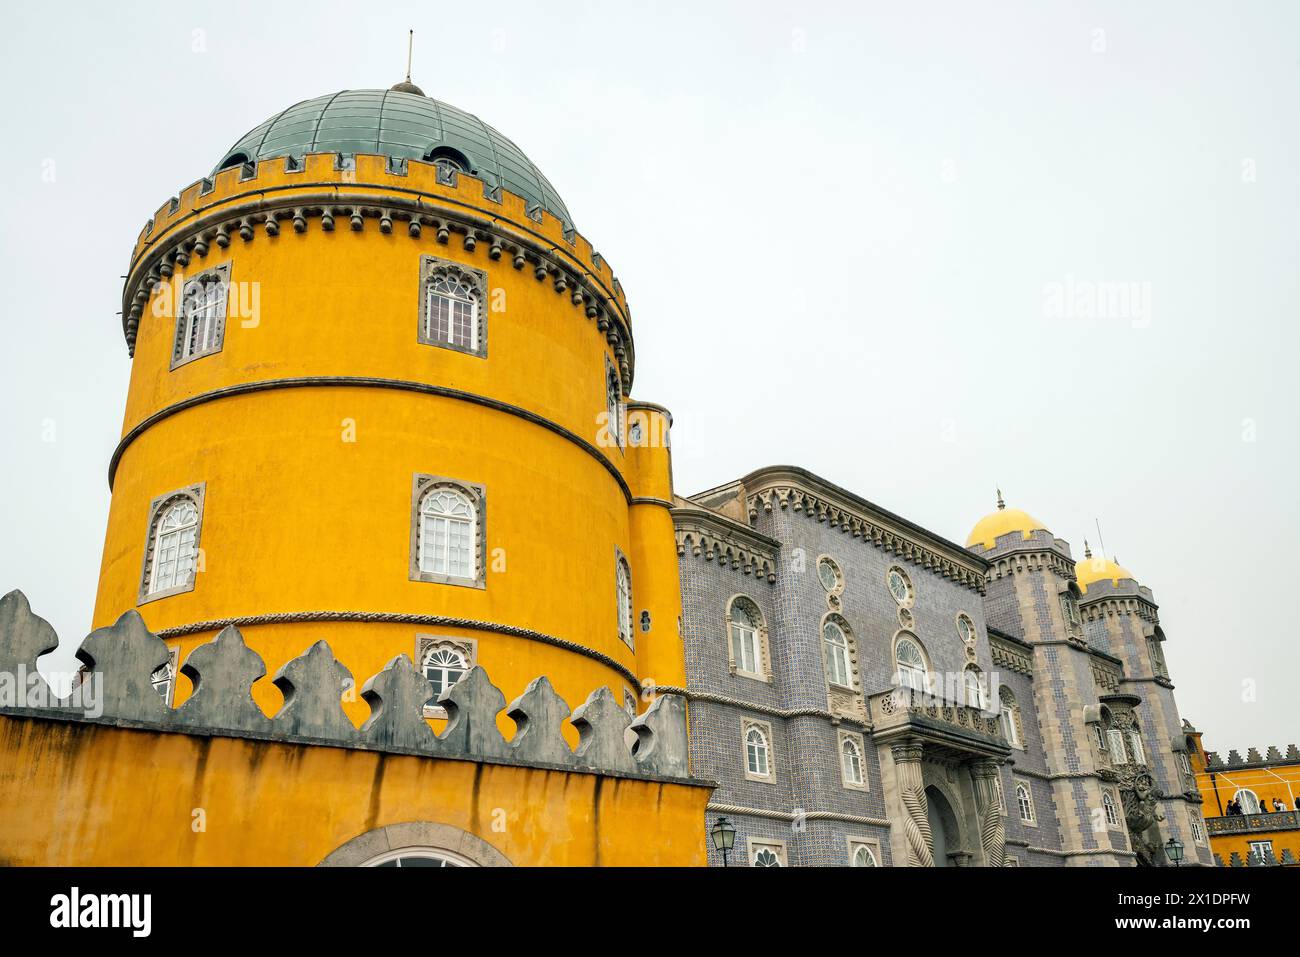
[[674, 466, 1210, 867]]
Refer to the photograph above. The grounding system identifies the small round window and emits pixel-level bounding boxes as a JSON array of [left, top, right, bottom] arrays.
[[887, 568, 912, 605], [957, 614, 976, 645], [817, 557, 843, 594]]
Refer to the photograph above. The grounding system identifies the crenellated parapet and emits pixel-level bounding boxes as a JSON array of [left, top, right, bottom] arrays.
[[1205, 744, 1300, 770], [0, 590, 692, 782], [121, 152, 635, 388]]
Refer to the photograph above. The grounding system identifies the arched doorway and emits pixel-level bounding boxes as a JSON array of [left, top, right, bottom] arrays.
[[925, 786, 961, 867]]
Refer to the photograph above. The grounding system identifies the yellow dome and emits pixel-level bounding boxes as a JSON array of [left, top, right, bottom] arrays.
[[1076, 553, 1137, 592], [965, 494, 1048, 550]]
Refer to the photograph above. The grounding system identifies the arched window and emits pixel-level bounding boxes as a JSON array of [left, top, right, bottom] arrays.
[[418, 487, 475, 579], [615, 555, 633, 649], [728, 598, 764, 677], [1146, 636, 1168, 678], [422, 645, 468, 700], [998, 687, 1021, 748], [173, 265, 230, 366], [364, 848, 471, 867], [419, 257, 487, 356], [840, 735, 864, 787], [963, 666, 988, 709], [851, 844, 878, 867], [1107, 729, 1126, 760], [1126, 730, 1146, 765], [1016, 782, 1035, 823], [894, 635, 929, 693], [745, 725, 770, 777], [424, 273, 479, 350], [1234, 789, 1261, 814], [1103, 791, 1120, 827], [605, 362, 624, 448], [823, 620, 851, 687], [150, 498, 200, 593]]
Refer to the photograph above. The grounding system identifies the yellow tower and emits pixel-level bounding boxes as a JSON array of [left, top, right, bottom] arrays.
[[94, 84, 686, 735]]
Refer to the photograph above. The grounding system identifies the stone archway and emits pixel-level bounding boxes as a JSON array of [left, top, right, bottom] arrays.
[[925, 786, 963, 867]]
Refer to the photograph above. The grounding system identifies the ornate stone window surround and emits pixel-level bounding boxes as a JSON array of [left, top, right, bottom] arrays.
[[604, 355, 625, 452], [821, 613, 861, 694], [138, 483, 206, 605], [416, 634, 478, 718], [1015, 778, 1037, 826], [998, 686, 1024, 750], [838, 729, 869, 791], [746, 837, 787, 867], [742, 718, 775, 783], [891, 630, 931, 694], [724, 594, 771, 682], [614, 545, 634, 651], [816, 554, 845, 595], [417, 254, 488, 358], [170, 262, 231, 370], [846, 836, 881, 866], [886, 565, 915, 608], [408, 474, 487, 589]]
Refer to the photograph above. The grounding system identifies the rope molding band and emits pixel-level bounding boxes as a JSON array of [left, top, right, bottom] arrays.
[[108, 376, 632, 502], [154, 609, 639, 686], [672, 687, 872, 729], [706, 803, 891, 828]]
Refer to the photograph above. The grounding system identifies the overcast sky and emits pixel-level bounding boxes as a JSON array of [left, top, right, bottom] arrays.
[[1, 0, 1295, 756]]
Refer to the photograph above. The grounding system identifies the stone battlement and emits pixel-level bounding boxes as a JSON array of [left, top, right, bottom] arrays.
[[0, 590, 692, 783], [1204, 745, 1300, 769]]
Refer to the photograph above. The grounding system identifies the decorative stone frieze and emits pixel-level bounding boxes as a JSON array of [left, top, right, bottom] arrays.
[[672, 506, 779, 583], [744, 479, 986, 595]]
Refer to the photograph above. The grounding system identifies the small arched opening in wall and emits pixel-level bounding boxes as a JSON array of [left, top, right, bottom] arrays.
[[318, 821, 513, 867]]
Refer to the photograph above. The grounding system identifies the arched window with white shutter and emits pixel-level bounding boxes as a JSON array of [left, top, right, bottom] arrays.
[[410, 475, 485, 588]]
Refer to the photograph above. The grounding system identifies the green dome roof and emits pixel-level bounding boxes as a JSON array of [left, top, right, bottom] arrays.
[[217, 89, 574, 227]]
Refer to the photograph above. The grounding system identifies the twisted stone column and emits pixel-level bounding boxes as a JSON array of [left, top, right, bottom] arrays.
[[892, 741, 933, 867], [970, 759, 1007, 867]]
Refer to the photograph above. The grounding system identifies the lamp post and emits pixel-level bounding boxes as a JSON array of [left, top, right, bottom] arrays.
[[711, 816, 737, 867], [1164, 837, 1185, 867]]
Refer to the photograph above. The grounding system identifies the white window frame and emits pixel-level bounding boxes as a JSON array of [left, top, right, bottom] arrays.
[[409, 475, 486, 588], [1107, 729, 1127, 762], [823, 619, 851, 688], [1126, 730, 1146, 765], [171, 263, 230, 369], [1191, 817, 1207, 845], [743, 720, 774, 782], [418, 255, 487, 357], [1249, 840, 1273, 863], [839, 731, 868, 790], [139, 484, 206, 605], [1015, 780, 1036, 825], [727, 596, 767, 681], [417, 635, 476, 718], [151, 645, 180, 707], [1102, 790, 1120, 828], [615, 549, 634, 650], [999, 688, 1022, 749], [847, 838, 880, 867], [886, 566, 914, 606], [963, 666, 988, 710], [893, 634, 929, 693], [604, 358, 625, 450], [1234, 789, 1261, 814]]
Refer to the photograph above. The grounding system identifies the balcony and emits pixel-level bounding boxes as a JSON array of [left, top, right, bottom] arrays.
[[867, 686, 1010, 761], [1207, 811, 1300, 835]]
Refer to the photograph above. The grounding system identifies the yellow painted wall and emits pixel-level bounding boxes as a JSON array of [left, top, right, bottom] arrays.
[[0, 716, 710, 866], [96, 161, 683, 727]]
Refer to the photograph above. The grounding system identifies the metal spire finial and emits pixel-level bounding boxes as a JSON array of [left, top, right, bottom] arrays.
[[1083, 538, 1092, 559], [996, 487, 1005, 510], [406, 29, 414, 82]]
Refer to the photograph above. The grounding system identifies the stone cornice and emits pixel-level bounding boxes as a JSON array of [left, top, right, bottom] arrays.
[[672, 506, 780, 584], [706, 803, 891, 828], [735, 467, 987, 595], [123, 163, 635, 390], [673, 687, 872, 730], [984, 547, 1076, 584], [1081, 592, 1159, 624], [990, 635, 1033, 676]]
